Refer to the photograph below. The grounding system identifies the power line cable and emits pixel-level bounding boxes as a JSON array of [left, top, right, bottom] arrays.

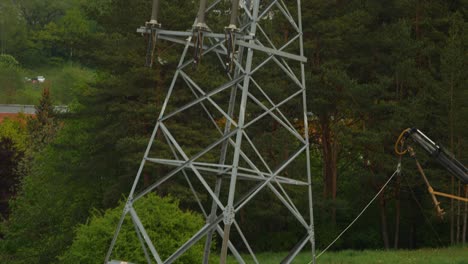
[[309, 167, 400, 263]]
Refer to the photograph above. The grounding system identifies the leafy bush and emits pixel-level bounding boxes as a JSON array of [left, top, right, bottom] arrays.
[[60, 193, 207, 264], [0, 54, 20, 68]]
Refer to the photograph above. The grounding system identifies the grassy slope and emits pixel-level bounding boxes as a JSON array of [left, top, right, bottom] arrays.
[[228, 247, 468, 264], [0, 65, 94, 105]]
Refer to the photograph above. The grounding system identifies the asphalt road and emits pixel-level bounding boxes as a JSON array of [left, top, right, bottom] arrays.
[[0, 104, 68, 114], [0, 104, 36, 114]]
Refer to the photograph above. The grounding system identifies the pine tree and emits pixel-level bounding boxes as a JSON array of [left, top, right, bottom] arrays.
[[27, 87, 58, 150]]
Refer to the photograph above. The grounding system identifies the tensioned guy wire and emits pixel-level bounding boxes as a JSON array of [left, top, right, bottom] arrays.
[[309, 167, 400, 263]]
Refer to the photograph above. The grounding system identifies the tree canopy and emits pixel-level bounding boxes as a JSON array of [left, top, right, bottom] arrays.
[[0, 0, 467, 263]]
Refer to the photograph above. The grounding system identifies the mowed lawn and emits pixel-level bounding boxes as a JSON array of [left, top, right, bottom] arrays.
[[228, 247, 468, 264]]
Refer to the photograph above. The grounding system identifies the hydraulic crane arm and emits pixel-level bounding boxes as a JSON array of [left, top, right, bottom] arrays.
[[395, 128, 468, 218], [397, 128, 468, 184]]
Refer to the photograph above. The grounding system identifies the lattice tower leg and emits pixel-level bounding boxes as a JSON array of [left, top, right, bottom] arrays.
[[105, 1, 316, 263]]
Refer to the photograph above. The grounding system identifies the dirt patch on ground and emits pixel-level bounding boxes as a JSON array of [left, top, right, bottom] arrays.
[[0, 113, 34, 123]]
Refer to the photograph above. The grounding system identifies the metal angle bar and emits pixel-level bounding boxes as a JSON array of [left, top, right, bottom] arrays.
[[175, 37, 229, 71], [253, 39, 304, 88], [235, 139, 310, 229], [183, 72, 226, 142], [164, 181, 266, 264], [179, 69, 242, 263], [214, 225, 247, 264], [239, 127, 304, 216], [274, 2, 300, 33], [242, 85, 306, 143], [241, 0, 253, 19], [244, 88, 304, 135], [171, 74, 274, 181], [249, 77, 297, 133], [220, 1, 262, 261], [157, 35, 227, 55], [206, 0, 223, 12], [232, 220, 259, 264], [161, 132, 209, 217], [158, 31, 194, 120], [146, 158, 307, 185], [296, 0, 316, 262], [179, 71, 239, 127], [252, 26, 300, 76], [146, 158, 232, 170], [254, 24, 300, 78], [178, 20, 252, 72], [186, 19, 308, 262], [196, 106, 309, 224], [159, 98, 236, 263], [280, 233, 311, 264], [209, 38, 230, 75], [202, 36, 243, 261], [236, 40, 307, 63], [241, 82, 304, 143], [267, 180, 310, 230], [160, 75, 244, 122], [279, 0, 294, 19], [235, 144, 307, 213], [176, 66, 246, 262], [203, 178, 223, 264], [239, 130, 274, 176], [275, 180, 302, 218], [106, 124, 162, 261], [237, 167, 308, 186], [104, 207, 128, 263], [192, 89, 310, 231], [217, 44, 300, 137], [133, 127, 239, 202], [157, 30, 252, 40], [257, 0, 278, 21], [243, 114, 305, 217], [159, 123, 226, 211], [124, 33, 193, 196], [164, 220, 222, 263], [254, 39, 303, 89], [177, 38, 229, 70], [129, 208, 164, 264], [132, 214, 152, 264]]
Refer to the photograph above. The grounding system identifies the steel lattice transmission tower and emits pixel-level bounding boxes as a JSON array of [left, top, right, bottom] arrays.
[[105, 0, 316, 263]]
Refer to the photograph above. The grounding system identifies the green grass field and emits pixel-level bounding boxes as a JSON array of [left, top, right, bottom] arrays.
[[227, 247, 468, 264], [0, 65, 94, 105]]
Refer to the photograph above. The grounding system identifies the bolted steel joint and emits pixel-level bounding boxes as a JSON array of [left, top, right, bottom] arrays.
[[124, 201, 133, 213], [223, 205, 235, 225]]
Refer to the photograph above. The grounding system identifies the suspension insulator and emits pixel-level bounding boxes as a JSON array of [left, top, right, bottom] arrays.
[[228, 0, 240, 30], [196, 0, 208, 30]]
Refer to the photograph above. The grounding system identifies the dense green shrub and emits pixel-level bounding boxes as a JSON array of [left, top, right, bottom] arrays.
[[60, 193, 207, 264], [0, 54, 20, 68], [0, 54, 24, 104]]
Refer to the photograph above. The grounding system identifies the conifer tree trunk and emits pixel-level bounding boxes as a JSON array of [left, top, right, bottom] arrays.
[[457, 181, 461, 243], [379, 192, 390, 250], [463, 185, 467, 245], [394, 173, 401, 249], [320, 116, 338, 222], [449, 77, 455, 245]]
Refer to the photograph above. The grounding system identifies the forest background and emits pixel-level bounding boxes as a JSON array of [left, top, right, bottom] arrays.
[[0, 0, 467, 263]]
